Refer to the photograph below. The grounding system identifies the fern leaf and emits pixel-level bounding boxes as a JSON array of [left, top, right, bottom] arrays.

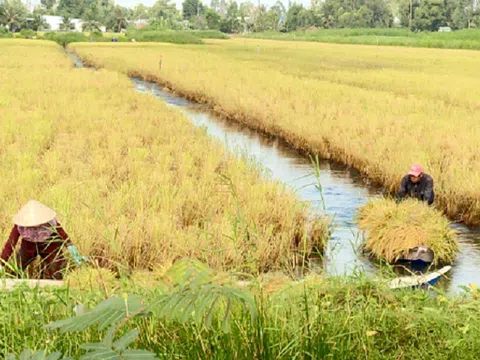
[[79, 349, 119, 360], [20, 350, 33, 360], [113, 329, 139, 351], [45, 295, 147, 334], [121, 350, 158, 359], [80, 344, 111, 351]]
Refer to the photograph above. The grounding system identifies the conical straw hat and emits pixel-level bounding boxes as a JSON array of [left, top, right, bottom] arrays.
[[13, 200, 56, 227]]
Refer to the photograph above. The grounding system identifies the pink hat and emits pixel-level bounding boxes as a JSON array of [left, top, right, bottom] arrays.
[[408, 164, 424, 177]]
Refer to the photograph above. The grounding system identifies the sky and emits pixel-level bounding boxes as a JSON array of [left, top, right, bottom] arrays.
[[27, 0, 308, 11]]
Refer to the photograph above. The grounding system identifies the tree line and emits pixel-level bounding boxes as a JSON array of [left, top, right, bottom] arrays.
[[1, 0, 479, 34]]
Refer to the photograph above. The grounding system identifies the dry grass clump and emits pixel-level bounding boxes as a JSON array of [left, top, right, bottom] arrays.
[[0, 40, 329, 275], [357, 199, 458, 264], [70, 40, 480, 224]]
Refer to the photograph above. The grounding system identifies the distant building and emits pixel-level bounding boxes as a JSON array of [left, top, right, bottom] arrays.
[[41, 15, 105, 32], [70, 18, 84, 32], [438, 26, 452, 32], [42, 15, 63, 31]]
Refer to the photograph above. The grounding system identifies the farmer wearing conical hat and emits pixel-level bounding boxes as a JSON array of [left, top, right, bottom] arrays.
[[0, 200, 86, 279], [397, 164, 435, 206]]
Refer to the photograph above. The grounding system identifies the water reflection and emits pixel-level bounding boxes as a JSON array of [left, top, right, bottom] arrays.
[[133, 78, 480, 294]]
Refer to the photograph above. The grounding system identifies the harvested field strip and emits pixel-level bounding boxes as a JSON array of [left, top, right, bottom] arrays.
[[71, 41, 480, 224], [0, 39, 328, 273]]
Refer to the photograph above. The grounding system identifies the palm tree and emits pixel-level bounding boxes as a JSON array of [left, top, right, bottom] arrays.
[[108, 6, 128, 32], [82, 7, 103, 32], [30, 13, 50, 31], [59, 15, 74, 31], [82, 19, 101, 32], [82, 4, 104, 33], [0, 0, 28, 32]]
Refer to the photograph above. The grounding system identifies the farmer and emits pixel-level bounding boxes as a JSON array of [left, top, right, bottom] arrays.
[[397, 164, 434, 205], [0, 200, 86, 280]]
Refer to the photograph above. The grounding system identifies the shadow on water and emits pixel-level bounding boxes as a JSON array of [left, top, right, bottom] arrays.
[[70, 53, 480, 293]]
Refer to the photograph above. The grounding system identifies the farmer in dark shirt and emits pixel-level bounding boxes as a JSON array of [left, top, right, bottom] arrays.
[[397, 164, 434, 205], [0, 200, 86, 279]]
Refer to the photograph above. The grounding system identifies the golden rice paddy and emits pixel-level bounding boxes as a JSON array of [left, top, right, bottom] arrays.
[[0, 39, 328, 274], [71, 39, 480, 224]]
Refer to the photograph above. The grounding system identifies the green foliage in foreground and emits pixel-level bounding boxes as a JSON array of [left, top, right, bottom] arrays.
[[11, 29, 225, 46], [42, 32, 90, 46], [0, 27, 13, 38], [187, 30, 228, 39], [2, 260, 480, 359], [245, 28, 480, 50]]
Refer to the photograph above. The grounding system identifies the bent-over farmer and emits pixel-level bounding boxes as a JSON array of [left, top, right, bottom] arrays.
[[397, 164, 434, 205], [0, 200, 86, 279]]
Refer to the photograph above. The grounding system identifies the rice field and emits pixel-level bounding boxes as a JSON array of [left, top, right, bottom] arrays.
[[71, 39, 480, 224], [3, 38, 480, 360], [0, 39, 328, 274], [358, 199, 459, 264]]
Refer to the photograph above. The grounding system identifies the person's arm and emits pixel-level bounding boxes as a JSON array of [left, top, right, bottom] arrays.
[[56, 223, 87, 265], [1, 226, 20, 263], [55, 222, 72, 246], [424, 176, 434, 205], [397, 176, 408, 201]]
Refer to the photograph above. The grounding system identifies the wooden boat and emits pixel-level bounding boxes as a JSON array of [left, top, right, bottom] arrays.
[[0, 279, 64, 291], [388, 265, 451, 290]]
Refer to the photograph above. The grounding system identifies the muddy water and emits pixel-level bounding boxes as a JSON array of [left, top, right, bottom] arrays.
[[70, 53, 480, 293]]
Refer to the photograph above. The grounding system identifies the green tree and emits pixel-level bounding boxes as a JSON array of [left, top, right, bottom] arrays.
[[59, 15, 75, 30], [285, 3, 315, 31], [450, 0, 476, 28], [183, 0, 205, 20], [218, 0, 227, 17], [0, 0, 28, 32], [82, 4, 103, 32], [399, 0, 421, 27], [269, 1, 286, 30], [132, 3, 149, 19], [412, 0, 446, 30], [318, 0, 340, 28], [220, 1, 241, 32], [150, 0, 178, 22], [40, 0, 56, 11], [206, 7, 221, 28], [57, 0, 82, 18], [238, 1, 254, 32], [107, 5, 128, 32], [252, 5, 269, 31], [29, 11, 50, 30]]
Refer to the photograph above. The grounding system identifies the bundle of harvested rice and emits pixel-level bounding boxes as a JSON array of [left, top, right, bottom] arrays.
[[357, 199, 458, 264]]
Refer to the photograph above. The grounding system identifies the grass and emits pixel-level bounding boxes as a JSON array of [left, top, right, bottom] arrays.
[[186, 30, 229, 39], [357, 199, 459, 264], [70, 39, 480, 225], [125, 30, 204, 44], [3, 260, 480, 359], [0, 39, 329, 275], [244, 28, 480, 50]]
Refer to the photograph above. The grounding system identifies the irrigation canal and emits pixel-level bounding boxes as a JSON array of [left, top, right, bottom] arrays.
[[71, 53, 480, 293]]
